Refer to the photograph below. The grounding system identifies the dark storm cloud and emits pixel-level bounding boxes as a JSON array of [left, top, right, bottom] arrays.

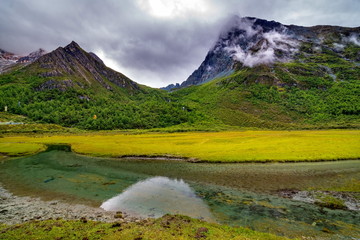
[[0, 0, 359, 87]]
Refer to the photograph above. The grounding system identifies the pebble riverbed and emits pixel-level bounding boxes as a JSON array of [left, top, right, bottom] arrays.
[[0, 185, 138, 225]]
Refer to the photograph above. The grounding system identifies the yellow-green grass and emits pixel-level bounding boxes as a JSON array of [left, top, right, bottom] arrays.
[[316, 178, 360, 192], [0, 215, 289, 240], [0, 130, 359, 162], [0, 142, 46, 157]]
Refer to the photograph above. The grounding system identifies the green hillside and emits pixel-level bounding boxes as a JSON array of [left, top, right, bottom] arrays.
[[172, 42, 360, 129], [0, 42, 206, 130], [0, 74, 206, 130], [0, 39, 359, 130]]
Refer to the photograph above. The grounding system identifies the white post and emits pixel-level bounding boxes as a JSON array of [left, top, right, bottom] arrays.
[[4, 106, 7, 112]]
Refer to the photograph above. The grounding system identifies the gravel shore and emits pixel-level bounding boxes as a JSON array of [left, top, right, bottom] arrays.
[[0, 185, 136, 225]]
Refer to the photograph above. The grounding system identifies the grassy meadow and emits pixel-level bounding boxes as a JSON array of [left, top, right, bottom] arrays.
[[0, 129, 359, 162], [0, 215, 289, 240]]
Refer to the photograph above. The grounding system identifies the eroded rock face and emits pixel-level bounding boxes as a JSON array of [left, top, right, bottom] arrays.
[[38, 70, 63, 77], [89, 52, 104, 64], [35, 79, 77, 91]]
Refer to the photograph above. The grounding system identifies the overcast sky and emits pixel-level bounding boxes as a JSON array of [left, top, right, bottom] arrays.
[[1, 0, 359, 88]]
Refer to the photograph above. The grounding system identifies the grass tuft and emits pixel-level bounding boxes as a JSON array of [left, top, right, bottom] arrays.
[[0, 215, 289, 240]]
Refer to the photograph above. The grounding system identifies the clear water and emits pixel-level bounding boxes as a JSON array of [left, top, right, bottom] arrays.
[[0, 148, 359, 239], [100, 176, 215, 222]]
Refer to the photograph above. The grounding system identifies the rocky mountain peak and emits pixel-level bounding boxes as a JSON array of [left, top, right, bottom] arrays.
[[165, 17, 295, 89], [33, 41, 139, 92], [167, 16, 360, 90], [212, 16, 298, 67], [69, 40, 80, 47], [63, 41, 82, 53]]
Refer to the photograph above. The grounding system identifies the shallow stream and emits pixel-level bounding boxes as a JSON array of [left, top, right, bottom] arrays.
[[0, 147, 359, 239]]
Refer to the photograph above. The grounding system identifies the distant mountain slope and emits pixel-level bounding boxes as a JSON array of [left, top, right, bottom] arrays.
[[160, 83, 180, 91], [170, 16, 360, 89], [0, 48, 45, 74], [0, 49, 20, 73], [0, 41, 204, 130], [17, 48, 46, 63]]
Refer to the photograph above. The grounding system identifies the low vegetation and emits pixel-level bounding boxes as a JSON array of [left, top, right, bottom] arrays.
[[1, 130, 359, 162], [318, 178, 360, 192], [0, 142, 45, 158], [173, 60, 360, 130], [314, 193, 347, 210], [0, 71, 207, 130], [0, 215, 289, 240]]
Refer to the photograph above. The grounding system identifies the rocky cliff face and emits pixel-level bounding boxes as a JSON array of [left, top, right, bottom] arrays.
[[34, 41, 139, 92], [168, 16, 360, 90]]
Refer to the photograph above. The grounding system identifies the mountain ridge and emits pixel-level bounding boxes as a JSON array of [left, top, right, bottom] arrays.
[[163, 16, 360, 90], [32, 41, 139, 93]]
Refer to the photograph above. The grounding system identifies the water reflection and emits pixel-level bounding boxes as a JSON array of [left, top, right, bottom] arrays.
[[100, 176, 214, 222]]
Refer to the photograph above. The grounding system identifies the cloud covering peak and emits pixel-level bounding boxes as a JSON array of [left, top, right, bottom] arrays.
[[222, 18, 299, 67]]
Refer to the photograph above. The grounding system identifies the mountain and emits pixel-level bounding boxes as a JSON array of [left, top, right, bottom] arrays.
[[30, 41, 139, 92], [160, 83, 180, 91], [17, 48, 46, 63], [170, 16, 360, 89], [0, 49, 21, 73], [0, 48, 46, 74], [0, 49, 20, 61], [170, 17, 360, 128], [0, 41, 202, 130]]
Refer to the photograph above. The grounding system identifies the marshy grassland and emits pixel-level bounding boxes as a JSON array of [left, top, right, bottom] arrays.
[[0, 129, 359, 162], [1, 129, 359, 239]]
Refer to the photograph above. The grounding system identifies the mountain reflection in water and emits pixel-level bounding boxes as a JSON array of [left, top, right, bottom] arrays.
[[100, 176, 215, 222]]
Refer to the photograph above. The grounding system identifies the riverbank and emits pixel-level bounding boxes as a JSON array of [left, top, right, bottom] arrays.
[[1, 129, 359, 162], [0, 184, 135, 225], [0, 185, 288, 240]]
